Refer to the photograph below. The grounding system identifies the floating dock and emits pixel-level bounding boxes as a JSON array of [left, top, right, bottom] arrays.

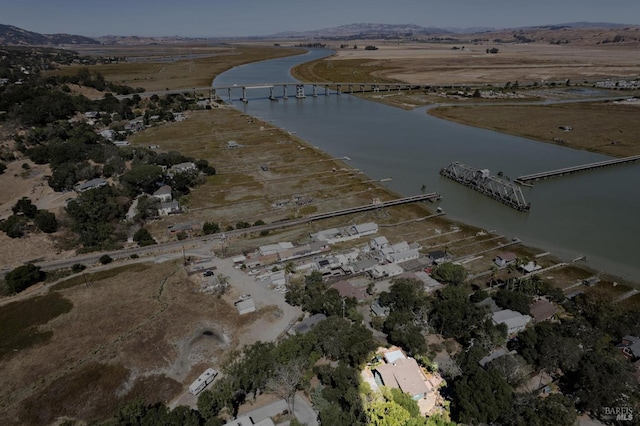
[[440, 162, 530, 212], [515, 154, 640, 185]]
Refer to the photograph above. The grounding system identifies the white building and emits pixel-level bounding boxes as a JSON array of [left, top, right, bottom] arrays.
[[152, 185, 172, 203], [371, 263, 404, 279], [492, 309, 532, 335], [386, 249, 420, 264], [159, 200, 181, 216]]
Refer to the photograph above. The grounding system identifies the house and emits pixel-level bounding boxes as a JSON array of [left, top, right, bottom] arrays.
[[351, 222, 378, 237], [349, 258, 379, 274], [479, 348, 514, 368], [167, 221, 201, 235], [85, 111, 99, 119], [399, 271, 443, 293], [476, 296, 500, 313], [370, 263, 404, 279], [332, 280, 367, 302], [288, 313, 326, 335], [159, 200, 181, 216], [113, 140, 130, 147], [99, 129, 116, 141], [374, 356, 430, 400], [386, 249, 420, 264], [494, 252, 517, 267], [152, 185, 173, 203], [258, 242, 294, 256], [530, 298, 557, 323], [169, 162, 197, 175], [74, 178, 107, 193], [227, 140, 239, 148], [492, 309, 532, 335], [371, 300, 390, 317], [617, 336, 640, 361], [370, 236, 389, 250], [520, 261, 542, 274]]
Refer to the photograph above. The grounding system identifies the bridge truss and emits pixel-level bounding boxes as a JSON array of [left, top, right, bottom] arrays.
[[440, 162, 530, 212]]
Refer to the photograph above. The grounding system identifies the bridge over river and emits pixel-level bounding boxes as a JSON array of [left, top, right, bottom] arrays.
[[116, 82, 472, 102]]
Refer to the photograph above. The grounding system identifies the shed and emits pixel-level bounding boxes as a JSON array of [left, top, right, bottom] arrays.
[[289, 313, 326, 335], [236, 298, 256, 315], [494, 252, 517, 267]]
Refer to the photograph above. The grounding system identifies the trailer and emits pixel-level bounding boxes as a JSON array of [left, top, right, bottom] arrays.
[[189, 368, 218, 395]]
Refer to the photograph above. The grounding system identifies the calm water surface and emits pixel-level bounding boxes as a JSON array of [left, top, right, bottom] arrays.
[[214, 49, 640, 281]]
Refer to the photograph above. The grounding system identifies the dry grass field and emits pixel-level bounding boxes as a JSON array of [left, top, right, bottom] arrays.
[[294, 42, 640, 85], [52, 45, 303, 93], [430, 101, 640, 157], [0, 261, 265, 425]]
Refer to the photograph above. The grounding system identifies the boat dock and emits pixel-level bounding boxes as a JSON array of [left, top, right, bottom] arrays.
[[440, 162, 530, 212], [515, 154, 640, 185]]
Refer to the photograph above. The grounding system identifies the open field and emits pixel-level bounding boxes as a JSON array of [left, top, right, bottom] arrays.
[[294, 42, 640, 85], [429, 100, 640, 157], [0, 260, 291, 425]]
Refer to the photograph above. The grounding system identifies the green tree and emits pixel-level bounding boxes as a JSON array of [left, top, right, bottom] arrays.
[[0, 162, 6, 174], [135, 195, 160, 221], [495, 289, 532, 315], [133, 227, 156, 246], [120, 164, 164, 195], [99, 254, 113, 265], [0, 214, 27, 238], [34, 210, 58, 233], [12, 197, 38, 218], [203, 221, 220, 235], [452, 367, 513, 424], [5, 263, 46, 294], [431, 262, 468, 285]]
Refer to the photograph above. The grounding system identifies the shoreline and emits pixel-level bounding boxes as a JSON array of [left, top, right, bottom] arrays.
[[212, 101, 639, 292]]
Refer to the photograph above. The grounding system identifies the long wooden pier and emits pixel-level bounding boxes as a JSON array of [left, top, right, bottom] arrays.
[[515, 154, 640, 185]]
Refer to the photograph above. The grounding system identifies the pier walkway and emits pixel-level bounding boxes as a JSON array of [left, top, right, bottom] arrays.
[[515, 154, 640, 185]]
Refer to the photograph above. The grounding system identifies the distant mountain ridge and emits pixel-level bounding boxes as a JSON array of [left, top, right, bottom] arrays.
[[269, 23, 452, 38], [0, 21, 635, 46], [265, 21, 634, 39], [0, 23, 99, 45]]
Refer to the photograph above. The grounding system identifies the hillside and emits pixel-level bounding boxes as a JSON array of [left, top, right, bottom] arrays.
[[0, 23, 99, 45]]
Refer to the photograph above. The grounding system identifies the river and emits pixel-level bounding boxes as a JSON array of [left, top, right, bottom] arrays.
[[213, 49, 640, 281]]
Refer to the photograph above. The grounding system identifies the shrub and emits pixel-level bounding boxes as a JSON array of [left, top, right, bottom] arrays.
[[71, 263, 86, 273], [99, 254, 113, 265], [34, 210, 58, 233], [5, 263, 46, 294]]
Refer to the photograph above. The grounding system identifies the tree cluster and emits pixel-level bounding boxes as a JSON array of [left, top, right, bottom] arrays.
[[0, 197, 58, 238], [285, 271, 357, 317], [3, 263, 46, 294]]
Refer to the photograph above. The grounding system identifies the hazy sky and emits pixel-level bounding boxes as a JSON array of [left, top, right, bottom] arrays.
[[2, 0, 639, 37]]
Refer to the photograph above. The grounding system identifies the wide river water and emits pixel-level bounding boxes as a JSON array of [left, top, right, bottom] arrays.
[[213, 49, 640, 281]]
